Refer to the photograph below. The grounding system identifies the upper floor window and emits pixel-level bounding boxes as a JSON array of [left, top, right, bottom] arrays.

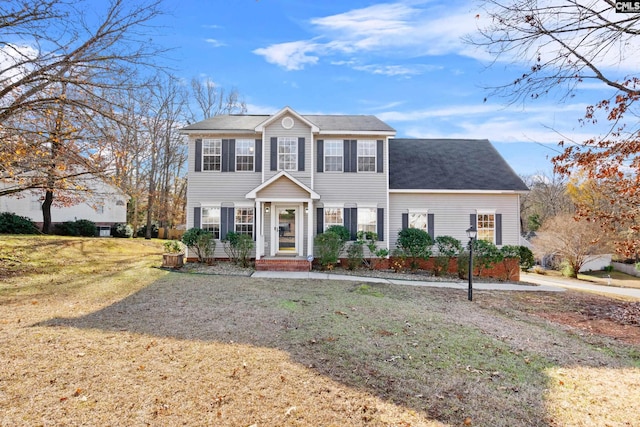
[[235, 208, 254, 237], [357, 207, 377, 234], [278, 137, 297, 171], [477, 213, 495, 243], [324, 140, 343, 172], [357, 140, 376, 172], [203, 139, 221, 171], [235, 139, 255, 171], [324, 207, 344, 230], [409, 212, 427, 232], [202, 207, 221, 239]]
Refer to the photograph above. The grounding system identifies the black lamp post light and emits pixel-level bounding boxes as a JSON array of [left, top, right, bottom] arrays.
[[466, 226, 477, 301]]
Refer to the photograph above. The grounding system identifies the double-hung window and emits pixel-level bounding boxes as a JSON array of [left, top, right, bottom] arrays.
[[357, 208, 377, 234], [202, 139, 221, 171], [477, 213, 495, 243], [202, 207, 221, 239], [324, 207, 344, 230], [357, 140, 376, 172], [409, 212, 428, 232], [235, 139, 255, 171], [278, 137, 297, 171], [324, 140, 343, 172], [235, 208, 254, 237]]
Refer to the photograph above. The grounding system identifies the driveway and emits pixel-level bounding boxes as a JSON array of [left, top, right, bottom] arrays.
[[521, 272, 640, 300]]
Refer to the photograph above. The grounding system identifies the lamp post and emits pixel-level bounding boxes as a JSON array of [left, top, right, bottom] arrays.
[[466, 226, 477, 301]]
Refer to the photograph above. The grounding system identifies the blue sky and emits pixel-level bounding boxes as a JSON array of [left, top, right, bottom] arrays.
[[157, 0, 615, 176]]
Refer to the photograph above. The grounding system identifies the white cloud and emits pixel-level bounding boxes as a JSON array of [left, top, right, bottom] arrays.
[[205, 39, 226, 47], [252, 1, 475, 71], [253, 40, 320, 71]]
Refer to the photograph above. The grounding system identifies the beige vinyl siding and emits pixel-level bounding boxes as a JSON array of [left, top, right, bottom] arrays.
[[314, 134, 388, 206], [256, 176, 310, 199], [263, 116, 312, 186], [388, 193, 521, 250]]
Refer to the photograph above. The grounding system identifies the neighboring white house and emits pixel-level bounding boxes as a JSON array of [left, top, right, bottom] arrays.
[[181, 106, 529, 268], [0, 176, 127, 235]]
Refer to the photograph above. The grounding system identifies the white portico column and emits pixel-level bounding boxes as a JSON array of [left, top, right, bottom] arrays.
[[255, 200, 262, 260], [307, 199, 314, 258]]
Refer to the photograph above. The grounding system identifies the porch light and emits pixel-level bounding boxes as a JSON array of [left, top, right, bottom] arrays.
[[305, 206, 309, 214], [265, 206, 270, 213], [466, 226, 477, 301]]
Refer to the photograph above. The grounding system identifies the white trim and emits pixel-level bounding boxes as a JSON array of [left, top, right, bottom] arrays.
[[233, 201, 255, 208], [322, 203, 344, 208], [476, 209, 497, 214], [356, 203, 377, 208], [390, 189, 527, 195], [319, 130, 395, 136], [198, 202, 221, 207], [408, 208, 429, 214]]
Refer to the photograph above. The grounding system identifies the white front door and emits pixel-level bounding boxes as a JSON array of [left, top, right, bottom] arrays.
[[276, 205, 297, 253]]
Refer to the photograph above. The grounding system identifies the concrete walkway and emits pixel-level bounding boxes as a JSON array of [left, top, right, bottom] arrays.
[[251, 271, 564, 292], [520, 272, 640, 300]]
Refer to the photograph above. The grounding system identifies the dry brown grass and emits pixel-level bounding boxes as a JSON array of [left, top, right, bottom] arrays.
[[1, 236, 639, 426]]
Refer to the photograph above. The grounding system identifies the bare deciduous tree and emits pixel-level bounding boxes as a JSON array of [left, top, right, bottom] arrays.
[[532, 214, 611, 278]]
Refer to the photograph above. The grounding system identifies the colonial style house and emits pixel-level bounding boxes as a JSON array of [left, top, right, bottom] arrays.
[[181, 106, 528, 269]]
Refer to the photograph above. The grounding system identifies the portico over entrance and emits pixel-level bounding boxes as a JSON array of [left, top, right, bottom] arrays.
[[245, 171, 320, 260]]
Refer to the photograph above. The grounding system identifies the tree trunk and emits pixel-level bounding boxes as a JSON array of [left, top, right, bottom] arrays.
[[42, 190, 54, 234]]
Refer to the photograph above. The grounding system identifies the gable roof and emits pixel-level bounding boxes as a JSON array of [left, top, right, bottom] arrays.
[[181, 113, 395, 134], [389, 139, 529, 192]]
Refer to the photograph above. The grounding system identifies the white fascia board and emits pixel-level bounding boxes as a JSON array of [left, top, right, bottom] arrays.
[[389, 189, 527, 195], [180, 129, 259, 135], [319, 131, 396, 136]]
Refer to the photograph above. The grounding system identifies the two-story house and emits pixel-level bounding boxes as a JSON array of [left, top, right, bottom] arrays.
[[181, 106, 528, 269]]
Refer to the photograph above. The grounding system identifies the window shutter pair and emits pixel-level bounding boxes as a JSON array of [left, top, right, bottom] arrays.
[[270, 137, 305, 171], [194, 138, 261, 173], [343, 140, 357, 173], [470, 213, 502, 244]]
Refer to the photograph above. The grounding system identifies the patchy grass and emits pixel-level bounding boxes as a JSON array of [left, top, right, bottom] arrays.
[[1, 236, 639, 426], [580, 269, 640, 289]]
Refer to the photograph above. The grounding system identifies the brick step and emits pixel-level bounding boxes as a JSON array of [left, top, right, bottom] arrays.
[[255, 258, 311, 272]]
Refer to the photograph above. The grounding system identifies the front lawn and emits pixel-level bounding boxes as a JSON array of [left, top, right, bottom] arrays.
[[1, 236, 638, 426]]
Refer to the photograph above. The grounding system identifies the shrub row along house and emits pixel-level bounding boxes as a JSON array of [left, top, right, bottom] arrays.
[[181, 106, 529, 270]]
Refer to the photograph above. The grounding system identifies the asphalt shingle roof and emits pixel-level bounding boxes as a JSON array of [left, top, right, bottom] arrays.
[[389, 139, 529, 191], [181, 114, 395, 133]]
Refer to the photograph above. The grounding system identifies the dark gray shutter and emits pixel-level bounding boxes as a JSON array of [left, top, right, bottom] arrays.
[[428, 213, 435, 240], [376, 139, 383, 173], [495, 214, 502, 245], [195, 139, 202, 172], [350, 140, 357, 173], [350, 208, 358, 240], [377, 208, 384, 241], [343, 140, 350, 172], [221, 207, 234, 240], [316, 208, 324, 235], [470, 214, 477, 229], [221, 139, 230, 172], [255, 139, 262, 172], [402, 213, 408, 230], [228, 139, 235, 172], [344, 208, 358, 240], [270, 137, 277, 171], [317, 140, 324, 172], [194, 207, 201, 229], [298, 137, 305, 171]]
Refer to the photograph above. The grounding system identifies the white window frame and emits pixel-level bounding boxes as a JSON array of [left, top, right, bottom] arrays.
[[202, 139, 221, 171], [408, 211, 428, 232], [357, 140, 376, 172], [278, 137, 297, 171], [235, 139, 255, 171], [202, 207, 221, 239], [477, 212, 495, 244], [357, 207, 377, 234], [235, 207, 254, 237], [324, 140, 343, 172], [324, 207, 344, 230]]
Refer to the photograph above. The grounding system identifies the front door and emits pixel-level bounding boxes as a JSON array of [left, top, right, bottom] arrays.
[[276, 206, 297, 253]]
